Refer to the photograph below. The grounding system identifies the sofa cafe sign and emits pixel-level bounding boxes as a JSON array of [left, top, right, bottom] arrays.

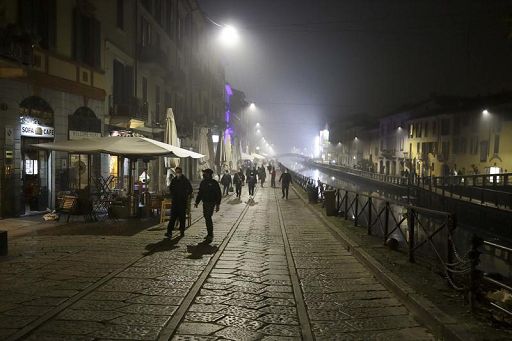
[[21, 123, 55, 138]]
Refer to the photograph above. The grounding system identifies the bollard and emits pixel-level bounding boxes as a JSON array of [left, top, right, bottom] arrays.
[[0, 230, 7, 256], [324, 189, 336, 216], [307, 185, 318, 204]]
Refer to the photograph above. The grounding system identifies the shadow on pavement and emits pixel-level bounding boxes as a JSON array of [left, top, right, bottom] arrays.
[[143, 237, 181, 256], [228, 198, 242, 205], [247, 199, 259, 206], [33, 216, 161, 237], [186, 242, 219, 259]]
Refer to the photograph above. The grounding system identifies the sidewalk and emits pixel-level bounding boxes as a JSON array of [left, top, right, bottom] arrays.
[[1, 185, 433, 340]]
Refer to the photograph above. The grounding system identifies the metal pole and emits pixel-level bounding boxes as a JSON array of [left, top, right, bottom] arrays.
[[354, 193, 359, 226], [384, 202, 389, 244], [367, 197, 372, 235], [408, 208, 415, 263]]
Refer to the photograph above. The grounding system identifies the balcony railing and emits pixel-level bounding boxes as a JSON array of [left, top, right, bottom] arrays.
[[138, 45, 168, 69], [110, 97, 148, 121]]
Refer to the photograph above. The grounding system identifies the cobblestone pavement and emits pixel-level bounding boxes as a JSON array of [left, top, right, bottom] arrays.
[[0, 185, 434, 340]]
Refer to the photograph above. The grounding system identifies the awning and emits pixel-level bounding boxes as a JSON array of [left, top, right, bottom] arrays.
[[32, 136, 204, 158]]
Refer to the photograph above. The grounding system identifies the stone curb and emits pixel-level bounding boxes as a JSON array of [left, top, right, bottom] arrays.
[[292, 185, 477, 341]]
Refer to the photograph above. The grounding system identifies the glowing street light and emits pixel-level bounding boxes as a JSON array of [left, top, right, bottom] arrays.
[[249, 102, 256, 110], [219, 25, 239, 47], [482, 109, 490, 116]]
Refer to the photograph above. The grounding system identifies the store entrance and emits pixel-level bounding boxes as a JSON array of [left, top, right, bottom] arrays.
[[22, 137, 51, 213]]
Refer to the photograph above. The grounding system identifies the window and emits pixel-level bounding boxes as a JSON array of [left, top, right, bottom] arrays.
[[424, 121, 428, 137], [165, 0, 174, 37], [113, 60, 133, 105], [73, 8, 101, 68], [432, 121, 437, 136], [494, 135, 500, 154], [416, 142, 420, 154], [117, 0, 124, 29], [441, 119, 450, 135], [452, 137, 459, 154], [155, 85, 161, 123], [460, 137, 467, 154], [140, 17, 152, 47], [471, 136, 479, 154], [142, 77, 148, 104], [480, 140, 489, 162], [155, 0, 162, 25], [142, 0, 152, 13], [442, 141, 450, 161], [453, 116, 460, 135], [19, 0, 56, 50]]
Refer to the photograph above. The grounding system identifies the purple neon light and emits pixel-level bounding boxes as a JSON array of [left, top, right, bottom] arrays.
[[225, 83, 233, 97]]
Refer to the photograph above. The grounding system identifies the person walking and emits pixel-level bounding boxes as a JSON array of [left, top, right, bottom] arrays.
[[166, 167, 193, 238], [279, 168, 292, 199], [258, 166, 266, 187], [194, 169, 222, 243], [270, 166, 276, 188], [247, 170, 257, 196], [220, 170, 232, 196], [233, 169, 245, 199]]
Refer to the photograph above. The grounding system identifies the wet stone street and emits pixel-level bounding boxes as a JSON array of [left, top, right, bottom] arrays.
[[0, 185, 434, 340]]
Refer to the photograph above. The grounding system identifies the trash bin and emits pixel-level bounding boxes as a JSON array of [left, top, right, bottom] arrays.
[[307, 185, 318, 204], [324, 189, 337, 216], [0, 230, 7, 256]]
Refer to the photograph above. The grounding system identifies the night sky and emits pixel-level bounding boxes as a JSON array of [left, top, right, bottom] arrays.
[[198, 0, 512, 153]]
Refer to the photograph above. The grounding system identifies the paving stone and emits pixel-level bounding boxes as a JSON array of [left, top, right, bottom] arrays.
[[189, 304, 228, 313], [110, 314, 171, 326], [127, 294, 183, 305], [184, 312, 224, 323], [214, 326, 263, 340], [57, 309, 125, 322], [172, 335, 218, 341], [258, 313, 299, 325], [2, 305, 51, 317], [220, 305, 263, 319], [260, 323, 301, 337], [217, 315, 264, 330], [177, 322, 225, 335], [91, 324, 161, 340], [39, 320, 105, 335], [71, 300, 129, 311], [118, 303, 178, 315], [223, 298, 268, 310], [195, 295, 230, 304]]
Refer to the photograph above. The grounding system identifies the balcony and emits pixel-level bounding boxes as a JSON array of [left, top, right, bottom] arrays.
[[138, 45, 169, 71], [110, 96, 148, 122], [0, 26, 33, 65]]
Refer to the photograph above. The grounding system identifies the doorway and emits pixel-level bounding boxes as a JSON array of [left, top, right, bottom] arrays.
[[22, 137, 51, 213]]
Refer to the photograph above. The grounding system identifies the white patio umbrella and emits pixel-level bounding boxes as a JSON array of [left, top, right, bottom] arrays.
[[32, 136, 204, 158], [164, 108, 180, 186]]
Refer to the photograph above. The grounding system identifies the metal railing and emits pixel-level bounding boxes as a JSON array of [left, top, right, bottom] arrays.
[[415, 176, 512, 210], [469, 237, 512, 318], [313, 162, 409, 185], [290, 168, 472, 292]]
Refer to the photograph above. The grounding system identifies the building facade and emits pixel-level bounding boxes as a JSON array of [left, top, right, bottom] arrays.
[[0, 0, 226, 217]]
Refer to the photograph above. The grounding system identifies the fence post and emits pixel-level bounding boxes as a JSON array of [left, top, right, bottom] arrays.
[[468, 235, 483, 311], [384, 202, 389, 244], [354, 194, 359, 226], [408, 208, 415, 263], [367, 197, 372, 235], [344, 191, 348, 220], [446, 214, 457, 279]]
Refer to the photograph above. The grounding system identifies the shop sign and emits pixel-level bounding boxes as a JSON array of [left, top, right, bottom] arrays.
[[69, 130, 102, 140], [21, 124, 55, 138]]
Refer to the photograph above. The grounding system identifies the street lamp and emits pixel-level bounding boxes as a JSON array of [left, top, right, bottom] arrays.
[[219, 25, 239, 47], [482, 109, 490, 116], [249, 102, 256, 110]]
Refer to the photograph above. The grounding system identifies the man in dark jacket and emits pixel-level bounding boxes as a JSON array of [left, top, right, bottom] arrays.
[[220, 170, 232, 196], [279, 169, 292, 199], [247, 170, 257, 196], [195, 168, 222, 243], [233, 169, 245, 198], [258, 166, 266, 187], [166, 167, 193, 238]]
